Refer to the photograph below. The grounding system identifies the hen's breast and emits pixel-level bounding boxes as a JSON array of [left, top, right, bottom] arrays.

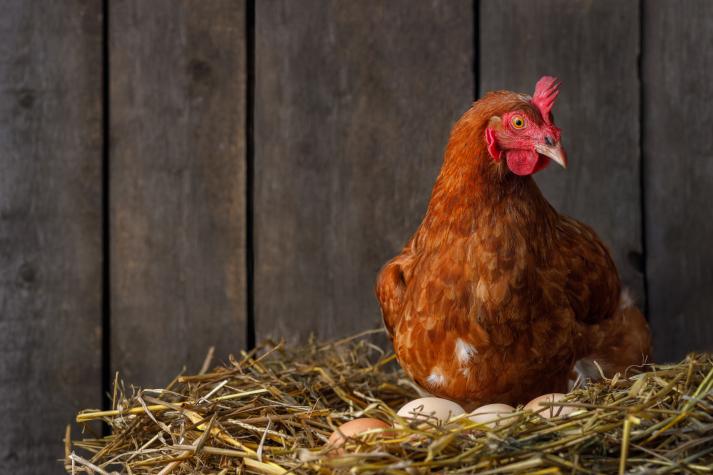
[[391, 222, 580, 406]]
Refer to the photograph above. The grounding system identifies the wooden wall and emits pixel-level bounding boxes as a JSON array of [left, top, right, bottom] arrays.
[[254, 0, 473, 343], [643, 1, 713, 363], [110, 0, 248, 390], [0, 1, 103, 472], [1, 0, 712, 472]]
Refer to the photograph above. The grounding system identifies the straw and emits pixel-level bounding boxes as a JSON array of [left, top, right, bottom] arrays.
[[67, 329, 713, 474]]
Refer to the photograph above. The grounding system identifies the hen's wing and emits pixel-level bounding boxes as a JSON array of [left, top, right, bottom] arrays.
[[557, 216, 621, 326], [375, 239, 416, 338]]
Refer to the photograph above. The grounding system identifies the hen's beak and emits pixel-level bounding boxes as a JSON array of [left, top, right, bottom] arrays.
[[535, 140, 568, 169]]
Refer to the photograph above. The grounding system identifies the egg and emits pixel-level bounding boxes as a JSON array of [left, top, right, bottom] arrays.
[[396, 397, 465, 425], [326, 418, 391, 452], [468, 403, 516, 428], [524, 393, 576, 418]]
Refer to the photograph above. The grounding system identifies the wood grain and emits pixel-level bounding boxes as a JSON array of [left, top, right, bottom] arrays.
[[0, 1, 102, 472], [480, 0, 644, 304], [254, 0, 474, 343], [643, 0, 713, 360], [110, 0, 247, 387]]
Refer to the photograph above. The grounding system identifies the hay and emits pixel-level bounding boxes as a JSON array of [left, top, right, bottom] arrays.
[[66, 329, 713, 474]]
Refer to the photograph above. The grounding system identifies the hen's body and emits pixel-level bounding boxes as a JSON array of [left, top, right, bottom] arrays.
[[376, 88, 650, 408]]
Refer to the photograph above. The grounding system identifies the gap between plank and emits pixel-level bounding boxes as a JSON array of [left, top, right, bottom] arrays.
[[637, 0, 650, 318], [101, 0, 112, 425], [473, 0, 480, 100], [246, 0, 256, 350]]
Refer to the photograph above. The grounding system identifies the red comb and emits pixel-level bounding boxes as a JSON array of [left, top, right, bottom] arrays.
[[532, 76, 560, 124]]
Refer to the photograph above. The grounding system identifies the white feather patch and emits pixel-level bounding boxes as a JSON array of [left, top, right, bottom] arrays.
[[426, 370, 446, 388], [619, 289, 634, 310], [455, 339, 477, 364]]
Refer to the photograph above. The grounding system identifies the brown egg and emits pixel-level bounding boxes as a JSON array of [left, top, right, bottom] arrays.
[[326, 418, 391, 452], [524, 393, 576, 418], [396, 397, 465, 425], [468, 403, 516, 428]]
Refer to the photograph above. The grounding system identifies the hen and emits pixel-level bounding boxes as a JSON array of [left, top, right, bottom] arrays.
[[376, 77, 651, 408]]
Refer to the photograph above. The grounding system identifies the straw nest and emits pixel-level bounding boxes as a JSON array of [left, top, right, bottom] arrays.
[[66, 330, 713, 474]]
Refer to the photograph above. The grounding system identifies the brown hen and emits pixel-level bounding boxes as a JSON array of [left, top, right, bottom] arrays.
[[376, 77, 650, 408]]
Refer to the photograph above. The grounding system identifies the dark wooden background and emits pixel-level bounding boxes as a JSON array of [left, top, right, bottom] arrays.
[[1, 0, 711, 472]]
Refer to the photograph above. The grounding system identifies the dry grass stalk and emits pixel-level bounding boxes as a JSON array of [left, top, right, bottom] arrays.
[[67, 329, 713, 474]]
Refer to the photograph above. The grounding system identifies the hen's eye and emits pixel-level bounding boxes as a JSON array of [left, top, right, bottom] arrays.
[[511, 116, 525, 129]]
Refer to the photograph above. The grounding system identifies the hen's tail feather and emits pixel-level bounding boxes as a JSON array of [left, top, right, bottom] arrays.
[[575, 289, 652, 382]]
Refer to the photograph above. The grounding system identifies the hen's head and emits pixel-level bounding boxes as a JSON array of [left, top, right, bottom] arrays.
[[473, 76, 567, 177]]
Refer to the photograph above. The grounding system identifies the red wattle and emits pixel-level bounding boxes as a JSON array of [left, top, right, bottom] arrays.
[[505, 150, 540, 176], [532, 155, 551, 173]]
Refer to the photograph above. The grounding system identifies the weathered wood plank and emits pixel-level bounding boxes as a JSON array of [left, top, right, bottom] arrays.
[[643, 0, 713, 360], [0, 1, 102, 472], [111, 0, 247, 386], [480, 0, 644, 306], [254, 1, 474, 343]]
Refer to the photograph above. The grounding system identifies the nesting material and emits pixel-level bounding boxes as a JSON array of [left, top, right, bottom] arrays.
[[67, 330, 713, 474]]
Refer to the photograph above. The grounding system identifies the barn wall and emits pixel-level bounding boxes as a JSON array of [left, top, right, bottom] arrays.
[[0, 1, 711, 471], [0, 1, 103, 472], [109, 0, 248, 390], [253, 0, 474, 344], [642, 0, 713, 362]]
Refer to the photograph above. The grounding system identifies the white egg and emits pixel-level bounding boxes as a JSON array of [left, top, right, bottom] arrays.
[[524, 393, 576, 418], [396, 397, 465, 425], [468, 403, 516, 428]]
